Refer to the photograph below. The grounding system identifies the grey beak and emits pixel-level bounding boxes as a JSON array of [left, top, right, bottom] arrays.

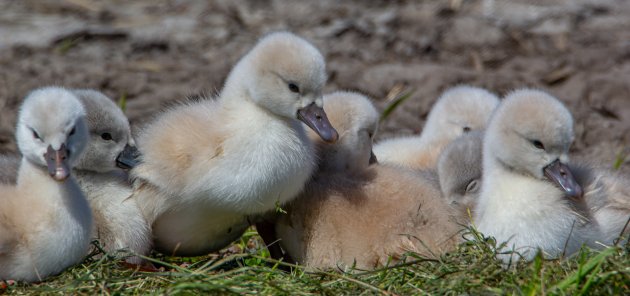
[[116, 144, 141, 170], [45, 144, 70, 181], [369, 150, 378, 165], [543, 159, 583, 199], [297, 103, 339, 143]]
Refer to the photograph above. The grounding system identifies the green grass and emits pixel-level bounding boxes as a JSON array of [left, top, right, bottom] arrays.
[[54, 37, 82, 55], [3, 229, 629, 295], [118, 92, 128, 113], [613, 147, 628, 171], [379, 88, 415, 124]]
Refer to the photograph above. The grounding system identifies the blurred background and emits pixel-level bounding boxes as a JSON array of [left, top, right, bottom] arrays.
[[0, 0, 629, 171]]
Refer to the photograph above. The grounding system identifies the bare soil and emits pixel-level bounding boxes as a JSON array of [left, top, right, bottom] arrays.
[[1, 0, 629, 173]]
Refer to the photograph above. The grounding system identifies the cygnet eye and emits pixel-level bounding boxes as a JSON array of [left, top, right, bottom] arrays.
[[465, 179, 479, 194], [31, 128, 41, 140], [101, 132, 113, 141], [531, 139, 545, 150], [69, 127, 76, 136], [288, 82, 300, 93], [463, 126, 471, 133]]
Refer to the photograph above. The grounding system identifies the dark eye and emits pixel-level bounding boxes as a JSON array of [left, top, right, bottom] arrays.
[[368, 131, 374, 139], [32, 129, 41, 140], [531, 140, 545, 150], [288, 83, 300, 93], [465, 180, 479, 193], [69, 127, 76, 136], [463, 126, 471, 133], [101, 133, 113, 141]]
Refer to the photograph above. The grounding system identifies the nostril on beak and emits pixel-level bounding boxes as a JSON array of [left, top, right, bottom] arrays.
[[559, 167, 567, 177], [59, 144, 69, 159], [116, 144, 141, 169]]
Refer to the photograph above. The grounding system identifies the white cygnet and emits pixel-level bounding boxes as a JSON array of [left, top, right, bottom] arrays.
[[474, 89, 602, 264], [373, 85, 499, 170], [131, 32, 338, 256], [0, 87, 92, 282]]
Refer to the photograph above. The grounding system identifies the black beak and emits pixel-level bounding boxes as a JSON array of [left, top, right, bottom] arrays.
[[543, 159, 583, 199], [44, 144, 70, 181], [369, 150, 378, 165], [297, 103, 339, 143], [116, 144, 141, 170]]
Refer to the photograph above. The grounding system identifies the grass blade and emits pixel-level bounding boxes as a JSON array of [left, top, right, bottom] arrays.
[[380, 88, 415, 123], [118, 92, 127, 113], [551, 247, 616, 291]]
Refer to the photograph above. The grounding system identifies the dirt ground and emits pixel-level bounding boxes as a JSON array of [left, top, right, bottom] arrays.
[[1, 0, 629, 173]]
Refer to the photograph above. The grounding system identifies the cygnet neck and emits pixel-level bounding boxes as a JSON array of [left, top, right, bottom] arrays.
[[17, 157, 54, 186], [219, 56, 253, 103], [17, 158, 87, 209]]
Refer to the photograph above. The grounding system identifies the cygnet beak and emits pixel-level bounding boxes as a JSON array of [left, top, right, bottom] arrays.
[[543, 159, 583, 199], [297, 103, 338, 143], [45, 144, 70, 181], [369, 150, 378, 165], [116, 144, 141, 170]]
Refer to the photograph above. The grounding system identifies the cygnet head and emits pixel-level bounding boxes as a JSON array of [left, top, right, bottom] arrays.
[[437, 130, 484, 206], [16, 87, 89, 181], [485, 89, 582, 198], [71, 89, 136, 173], [422, 85, 499, 144], [311, 91, 379, 174], [225, 32, 338, 143]]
